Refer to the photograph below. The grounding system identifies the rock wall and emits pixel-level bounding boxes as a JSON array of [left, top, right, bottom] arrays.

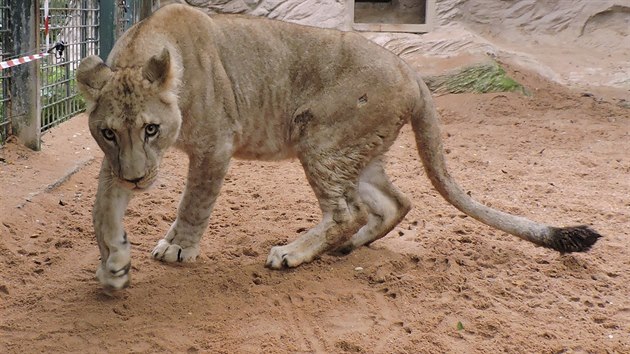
[[159, 0, 630, 89], [164, 0, 628, 39], [432, 0, 629, 88], [162, 0, 351, 29], [436, 0, 629, 48], [162, 0, 629, 53]]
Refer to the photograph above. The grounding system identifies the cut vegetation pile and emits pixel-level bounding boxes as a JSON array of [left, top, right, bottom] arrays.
[[425, 61, 527, 95]]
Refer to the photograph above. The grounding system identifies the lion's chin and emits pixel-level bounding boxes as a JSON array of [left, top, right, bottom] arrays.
[[132, 184, 153, 192], [118, 178, 157, 191]]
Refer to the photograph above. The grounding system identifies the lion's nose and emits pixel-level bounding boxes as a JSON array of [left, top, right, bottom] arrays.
[[124, 176, 144, 184]]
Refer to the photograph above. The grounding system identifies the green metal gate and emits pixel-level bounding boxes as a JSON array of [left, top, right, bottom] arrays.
[[0, 0, 149, 148], [39, 0, 100, 131], [0, 0, 12, 143]]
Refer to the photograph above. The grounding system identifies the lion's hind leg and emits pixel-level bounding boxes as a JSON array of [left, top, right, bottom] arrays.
[[265, 148, 369, 269], [334, 159, 411, 254]]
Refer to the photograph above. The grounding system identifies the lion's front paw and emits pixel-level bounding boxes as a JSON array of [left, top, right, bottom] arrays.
[[151, 239, 199, 263], [265, 244, 313, 269], [96, 261, 131, 291]]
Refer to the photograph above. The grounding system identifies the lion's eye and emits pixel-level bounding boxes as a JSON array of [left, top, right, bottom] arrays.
[[145, 124, 159, 137], [101, 128, 116, 141]]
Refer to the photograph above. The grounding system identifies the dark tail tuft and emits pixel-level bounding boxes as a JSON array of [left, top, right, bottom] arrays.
[[547, 225, 602, 253]]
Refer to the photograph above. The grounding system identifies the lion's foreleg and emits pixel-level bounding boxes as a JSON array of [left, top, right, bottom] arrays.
[[93, 160, 133, 290], [152, 154, 230, 263]]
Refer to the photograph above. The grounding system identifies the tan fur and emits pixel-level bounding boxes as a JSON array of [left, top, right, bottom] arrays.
[[78, 4, 600, 291]]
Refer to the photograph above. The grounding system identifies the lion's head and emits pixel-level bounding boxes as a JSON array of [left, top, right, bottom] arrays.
[[77, 49, 181, 190]]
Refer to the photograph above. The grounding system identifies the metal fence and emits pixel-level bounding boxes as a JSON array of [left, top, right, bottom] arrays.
[[0, 0, 99, 146], [0, 0, 11, 143], [0, 0, 150, 148], [40, 0, 99, 131]]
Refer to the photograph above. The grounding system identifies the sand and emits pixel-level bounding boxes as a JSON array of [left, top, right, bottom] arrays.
[[1, 64, 628, 352]]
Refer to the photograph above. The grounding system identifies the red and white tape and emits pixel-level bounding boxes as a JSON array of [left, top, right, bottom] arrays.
[[1, 1, 51, 70], [44, 0, 50, 49], [0, 53, 50, 70]]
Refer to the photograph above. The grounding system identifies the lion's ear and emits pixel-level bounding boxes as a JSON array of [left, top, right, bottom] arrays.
[[76, 55, 113, 102], [142, 48, 173, 88]]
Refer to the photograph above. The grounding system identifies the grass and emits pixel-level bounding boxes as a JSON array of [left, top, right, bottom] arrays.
[[457, 321, 465, 331], [425, 61, 528, 95]]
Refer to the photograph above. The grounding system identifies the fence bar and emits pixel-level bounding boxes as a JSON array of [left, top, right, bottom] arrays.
[[0, 0, 13, 144], [140, 0, 153, 20], [11, 0, 41, 150], [39, 0, 100, 132], [99, 0, 115, 60]]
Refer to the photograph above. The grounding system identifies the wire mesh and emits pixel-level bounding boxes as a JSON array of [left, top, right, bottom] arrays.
[[117, 0, 137, 36], [0, 0, 12, 144], [39, 0, 99, 132]]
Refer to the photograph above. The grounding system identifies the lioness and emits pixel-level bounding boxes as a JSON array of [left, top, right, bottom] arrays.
[[77, 4, 600, 291]]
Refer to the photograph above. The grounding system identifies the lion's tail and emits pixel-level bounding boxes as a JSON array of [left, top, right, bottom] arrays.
[[410, 75, 601, 252]]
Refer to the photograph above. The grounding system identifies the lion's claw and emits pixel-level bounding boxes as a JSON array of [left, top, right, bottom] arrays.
[[152, 239, 199, 263], [266, 245, 313, 269]]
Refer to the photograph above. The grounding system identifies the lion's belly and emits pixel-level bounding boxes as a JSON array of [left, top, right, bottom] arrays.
[[233, 143, 297, 161], [232, 123, 297, 161]]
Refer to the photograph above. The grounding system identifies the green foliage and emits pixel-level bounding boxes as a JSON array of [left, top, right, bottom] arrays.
[[40, 66, 85, 130], [0, 67, 86, 145], [457, 321, 464, 331], [425, 61, 528, 95]]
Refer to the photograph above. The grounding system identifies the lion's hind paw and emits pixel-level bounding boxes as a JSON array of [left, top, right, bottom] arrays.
[[265, 244, 313, 269]]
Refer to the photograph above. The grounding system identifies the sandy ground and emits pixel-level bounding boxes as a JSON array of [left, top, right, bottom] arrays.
[[0, 66, 629, 353]]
